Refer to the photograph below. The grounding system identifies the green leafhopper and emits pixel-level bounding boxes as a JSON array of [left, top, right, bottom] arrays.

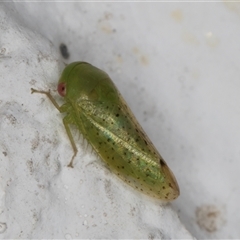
[[31, 62, 180, 201]]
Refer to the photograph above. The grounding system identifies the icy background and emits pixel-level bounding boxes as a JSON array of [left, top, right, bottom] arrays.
[[1, 2, 240, 239]]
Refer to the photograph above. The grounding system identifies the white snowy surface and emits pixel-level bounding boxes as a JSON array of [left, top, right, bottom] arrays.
[[0, 2, 240, 239]]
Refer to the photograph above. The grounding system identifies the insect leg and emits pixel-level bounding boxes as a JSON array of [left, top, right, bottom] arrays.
[[31, 88, 61, 111], [62, 117, 78, 168]]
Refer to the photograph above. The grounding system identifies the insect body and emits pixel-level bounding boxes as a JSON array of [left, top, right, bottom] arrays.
[[31, 62, 180, 201]]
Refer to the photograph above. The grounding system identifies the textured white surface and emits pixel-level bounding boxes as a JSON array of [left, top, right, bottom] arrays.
[[0, 2, 240, 239]]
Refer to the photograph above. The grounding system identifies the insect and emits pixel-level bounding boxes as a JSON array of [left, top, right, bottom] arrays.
[[31, 62, 180, 201]]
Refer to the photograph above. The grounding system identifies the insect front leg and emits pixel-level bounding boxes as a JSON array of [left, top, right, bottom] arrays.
[[31, 88, 77, 167], [31, 88, 61, 111], [62, 116, 78, 168]]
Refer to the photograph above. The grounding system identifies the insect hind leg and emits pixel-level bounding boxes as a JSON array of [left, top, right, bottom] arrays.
[[63, 116, 78, 168]]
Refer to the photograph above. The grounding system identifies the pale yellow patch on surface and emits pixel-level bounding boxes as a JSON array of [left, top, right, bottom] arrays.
[[140, 55, 149, 66], [100, 24, 115, 34], [171, 9, 183, 22], [98, 12, 115, 34], [182, 31, 199, 46], [132, 47, 149, 66], [116, 54, 123, 64], [224, 1, 240, 16], [205, 31, 219, 48], [191, 69, 200, 80]]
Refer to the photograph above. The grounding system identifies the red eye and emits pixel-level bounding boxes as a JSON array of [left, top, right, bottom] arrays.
[[58, 82, 66, 97]]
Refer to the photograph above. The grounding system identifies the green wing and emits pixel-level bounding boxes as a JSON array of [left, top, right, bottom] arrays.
[[74, 97, 178, 200]]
